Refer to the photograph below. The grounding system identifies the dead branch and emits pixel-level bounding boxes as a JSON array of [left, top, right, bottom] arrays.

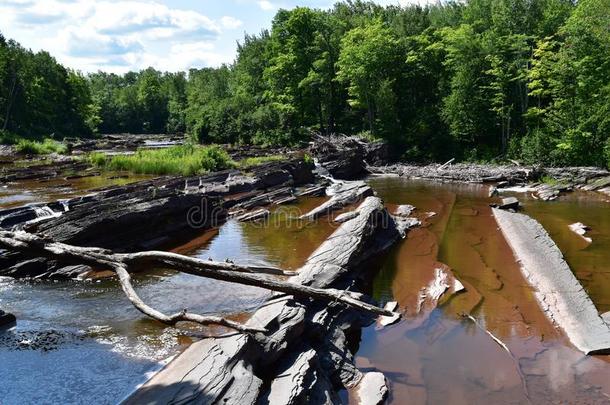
[[0, 231, 395, 333], [437, 158, 455, 171], [462, 313, 531, 404]]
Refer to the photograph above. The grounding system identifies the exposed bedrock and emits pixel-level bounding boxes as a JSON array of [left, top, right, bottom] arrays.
[[492, 208, 610, 355], [370, 161, 610, 200], [370, 162, 540, 184], [310, 135, 389, 180], [300, 180, 374, 221], [124, 196, 406, 405], [0, 159, 315, 279]]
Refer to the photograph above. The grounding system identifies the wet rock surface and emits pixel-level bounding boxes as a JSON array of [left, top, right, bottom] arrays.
[[493, 208, 610, 355], [0, 159, 316, 279], [0, 329, 85, 351], [370, 162, 540, 184], [125, 197, 408, 405]]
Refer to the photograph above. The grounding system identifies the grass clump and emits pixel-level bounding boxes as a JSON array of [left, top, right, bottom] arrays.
[[540, 175, 569, 186], [237, 155, 286, 168], [15, 138, 67, 155], [91, 144, 235, 176]]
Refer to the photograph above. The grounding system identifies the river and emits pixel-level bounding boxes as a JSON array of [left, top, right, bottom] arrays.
[[358, 177, 610, 404], [0, 174, 609, 403]]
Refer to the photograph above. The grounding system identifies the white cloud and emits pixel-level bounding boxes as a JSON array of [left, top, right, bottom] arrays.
[[0, 0, 242, 73], [91, 2, 220, 39], [220, 16, 243, 30], [258, 0, 276, 11], [59, 27, 143, 57], [142, 42, 229, 72]]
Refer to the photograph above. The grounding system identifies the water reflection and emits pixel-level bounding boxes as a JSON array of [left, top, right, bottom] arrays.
[[0, 173, 154, 209], [0, 196, 337, 404], [360, 177, 610, 404]]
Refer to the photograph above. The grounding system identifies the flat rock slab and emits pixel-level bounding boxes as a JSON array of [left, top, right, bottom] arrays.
[[493, 208, 610, 355]]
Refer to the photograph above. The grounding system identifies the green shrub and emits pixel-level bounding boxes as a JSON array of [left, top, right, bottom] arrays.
[[303, 153, 313, 164], [88, 152, 108, 167], [92, 144, 235, 176], [15, 139, 67, 155], [518, 129, 555, 165], [540, 175, 561, 185]]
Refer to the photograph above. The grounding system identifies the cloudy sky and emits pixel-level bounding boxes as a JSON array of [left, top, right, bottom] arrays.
[[0, 0, 423, 73]]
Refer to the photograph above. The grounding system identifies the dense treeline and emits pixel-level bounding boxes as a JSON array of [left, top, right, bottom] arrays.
[[0, 34, 99, 139], [1, 0, 609, 167], [88, 69, 187, 134]]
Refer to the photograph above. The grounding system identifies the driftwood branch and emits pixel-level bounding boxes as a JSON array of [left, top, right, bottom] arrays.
[[437, 158, 455, 171], [0, 231, 394, 333], [462, 313, 531, 403]]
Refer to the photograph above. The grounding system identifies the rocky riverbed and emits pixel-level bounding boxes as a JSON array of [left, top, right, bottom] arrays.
[[0, 135, 609, 404]]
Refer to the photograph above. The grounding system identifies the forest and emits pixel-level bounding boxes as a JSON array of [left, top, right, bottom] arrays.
[[1, 0, 609, 167]]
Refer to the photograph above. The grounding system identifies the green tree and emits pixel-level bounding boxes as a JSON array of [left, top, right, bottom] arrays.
[[337, 20, 401, 135]]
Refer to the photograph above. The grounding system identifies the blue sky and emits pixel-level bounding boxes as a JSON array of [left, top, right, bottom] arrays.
[[0, 0, 423, 73]]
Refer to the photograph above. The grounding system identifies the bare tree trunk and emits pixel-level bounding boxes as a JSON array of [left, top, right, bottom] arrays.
[[0, 230, 395, 333]]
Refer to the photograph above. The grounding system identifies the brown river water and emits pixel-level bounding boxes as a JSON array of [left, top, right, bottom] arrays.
[[0, 172, 609, 404], [359, 177, 610, 404]]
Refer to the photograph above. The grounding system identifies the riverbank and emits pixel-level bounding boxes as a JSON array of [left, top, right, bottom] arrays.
[[369, 162, 610, 200]]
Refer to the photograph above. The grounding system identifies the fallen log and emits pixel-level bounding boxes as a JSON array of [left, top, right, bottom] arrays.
[[492, 208, 610, 355], [0, 229, 394, 334], [125, 196, 405, 404]]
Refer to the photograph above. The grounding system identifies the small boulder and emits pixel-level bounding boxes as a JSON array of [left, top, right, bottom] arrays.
[[497, 197, 519, 211], [355, 372, 389, 405], [377, 301, 401, 328], [0, 310, 16, 327]]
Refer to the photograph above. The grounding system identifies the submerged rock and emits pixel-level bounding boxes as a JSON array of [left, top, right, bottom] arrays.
[[569, 222, 592, 243]]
